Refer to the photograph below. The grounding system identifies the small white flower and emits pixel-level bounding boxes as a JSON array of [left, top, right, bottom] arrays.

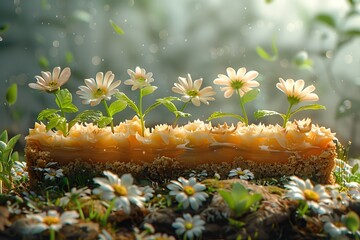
[[172, 213, 205, 239], [167, 177, 208, 210], [172, 74, 216, 107], [77, 71, 121, 106], [59, 187, 91, 207], [285, 176, 332, 215], [98, 229, 113, 240], [189, 170, 208, 181], [228, 167, 254, 180], [140, 185, 155, 202], [29, 66, 71, 92], [125, 66, 154, 90], [11, 161, 28, 181], [93, 171, 145, 214], [24, 210, 78, 234], [322, 214, 350, 238], [330, 189, 350, 208], [276, 78, 319, 104], [44, 168, 64, 181], [213, 67, 259, 98]]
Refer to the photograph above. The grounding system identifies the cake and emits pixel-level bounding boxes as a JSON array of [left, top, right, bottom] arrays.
[[25, 116, 337, 187]]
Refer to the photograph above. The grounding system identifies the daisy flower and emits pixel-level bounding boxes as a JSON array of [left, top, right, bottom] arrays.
[[228, 167, 254, 180], [322, 214, 350, 239], [11, 161, 28, 181], [93, 171, 145, 214], [125, 66, 154, 90], [167, 177, 208, 210], [276, 78, 323, 127], [29, 66, 71, 92], [24, 210, 78, 235], [59, 186, 91, 207], [330, 189, 350, 208], [76, 71, 121, 106], [172, 74, 216, 107], [44, 168, 64, 181], [284, 176, 332, 215], [213, 67, 259, 98], [276, 78, 319, 105], [140, 185, 155, 202], [172, 213, 205, 239]]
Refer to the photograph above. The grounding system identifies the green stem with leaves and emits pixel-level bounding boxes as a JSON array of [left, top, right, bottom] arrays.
[[237, 89, 248, 126], [101, 199, 115, 226], [54, 90, 65, 118], [173, 101, 189, 127], [139, 89, 145, 136], [102, 100, 114, 134], [282, 103, 294, 128], [49, 228, 56, 240]]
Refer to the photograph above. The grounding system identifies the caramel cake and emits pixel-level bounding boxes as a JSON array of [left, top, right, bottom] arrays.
[[25, 117, 336, 187]]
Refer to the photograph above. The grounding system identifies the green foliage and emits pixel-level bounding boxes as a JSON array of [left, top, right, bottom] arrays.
[[0, 130, 21, 193], [55, 89, 78, 113], [254, 110, 284, 120], [256, 38, 278, 61], [207, 112, 245, 122], [109, 19, 124, 35], [242, 89, 260, 104], [218, 182, 262, 218], [6, 83, 17, 106], [293, 51, 313, 70], [38, 56, 50, 68], [0, 24, 10, 33], [108, 100, 127, 117], [65, 51, 74, 64], [343, 211, 360, 233], [315, 14, 336, 29]]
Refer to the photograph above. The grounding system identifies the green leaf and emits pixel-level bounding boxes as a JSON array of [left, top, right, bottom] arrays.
[[144, 102, 162, 117], [156, 97, 180, 112], [97, 116, 113, 128], [315, 14, 336, 29], [0, 130, 8, 143], [256, 37, 278, 61], [343, 211, 360, 233], [218, 189, 235, 209], [46, 116, 66, 132], [37, 109, 60, 121], [55, 89, 78, 113], [0, 173, 11, 190], [7, 134, 20, 150], [207, 112, 245, 122], [109, 19, 124, 35], [38, 56, 49, 68], [0, 24, 10, 33], [242, 89, 260, 104], [108, 100, 127, 117], [352, 163, 359, 175], [68, 110, 104, 130], [141, 86, 157, 97], [5, 83, 17, 106], [290, 104, 326, 118], [11, 151, 19, 162], [115, 93, 139, 114], [254, 110, 284, 120], [0, 141, 6, 151], [65, 51, 74, 64], [174, 111, 191, 118]]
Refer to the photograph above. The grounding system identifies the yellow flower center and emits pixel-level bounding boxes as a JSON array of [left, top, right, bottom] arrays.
[[237, 170, 244, 176], [187, 89, 199, 97], [95, 88, 107, 97], [184, 222, 193, 230], [43, 216, 60, 226], [304, 189, 320, 202], [113, 184, 128, 196], [183, 186, 195, 196], [136, 76, 146, 83], [230, 80, 244, 90], [48, 81, 58, 88]]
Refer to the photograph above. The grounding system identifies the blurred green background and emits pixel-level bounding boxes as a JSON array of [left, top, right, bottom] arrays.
[[0, 0, 359, 156]]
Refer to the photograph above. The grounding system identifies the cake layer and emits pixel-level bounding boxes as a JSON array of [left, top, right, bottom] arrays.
[[25, 117, 337, 186]]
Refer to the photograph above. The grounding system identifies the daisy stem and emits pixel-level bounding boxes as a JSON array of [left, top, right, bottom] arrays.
[[173, 101, 189, 127], [101, 199, 115, 227], [139, 89, 145, 136], [49, 228, 55, 240], [282, 103, 294, 128], [102, 100, 114, 134], [75, 199, 85, 220], [54, 90, 69, 135], [236, 89, 248, 126]]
